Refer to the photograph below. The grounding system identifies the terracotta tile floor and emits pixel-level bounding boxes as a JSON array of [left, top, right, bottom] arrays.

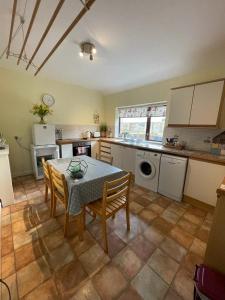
[[1, 175, 214, 300]]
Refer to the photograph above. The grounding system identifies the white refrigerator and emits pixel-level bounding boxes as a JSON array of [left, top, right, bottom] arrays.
[[32, 124, 56, 145]]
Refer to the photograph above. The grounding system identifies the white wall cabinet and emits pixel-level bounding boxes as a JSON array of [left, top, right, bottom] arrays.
[[61, 144, 73, 158], [190, 81, 224, 126], [168, 80, 224, 127], [184, 159, 225, 207], [168, 86, 194, 125]]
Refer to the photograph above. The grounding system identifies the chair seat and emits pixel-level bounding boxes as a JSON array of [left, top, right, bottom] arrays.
[[87, 195, 127, 217]]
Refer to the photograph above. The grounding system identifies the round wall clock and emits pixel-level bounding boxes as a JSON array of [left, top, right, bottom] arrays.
[[42, 94, 55, 107]]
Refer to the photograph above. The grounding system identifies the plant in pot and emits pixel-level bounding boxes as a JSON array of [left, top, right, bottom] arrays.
[[30, 103, 53, 124], [100, 123, 108, 137]]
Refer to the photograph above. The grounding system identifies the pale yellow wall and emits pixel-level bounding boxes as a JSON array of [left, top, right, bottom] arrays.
[[104, 69, 225, 128], [0, 67, 104, 177]]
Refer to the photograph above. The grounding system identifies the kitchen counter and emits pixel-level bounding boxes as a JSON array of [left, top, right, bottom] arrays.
[[56, 138, 100, 145], [100, 138, 225, 165]]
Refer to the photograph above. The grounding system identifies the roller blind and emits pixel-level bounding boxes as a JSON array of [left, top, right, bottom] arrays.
[[118, 104, 166, 118]]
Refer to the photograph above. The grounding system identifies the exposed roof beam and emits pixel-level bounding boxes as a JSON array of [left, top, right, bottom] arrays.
[[17, 0, 41, 65], [7, 0, 17, 58], [34, 0, 96, 76], [26, 0, 65, 70]]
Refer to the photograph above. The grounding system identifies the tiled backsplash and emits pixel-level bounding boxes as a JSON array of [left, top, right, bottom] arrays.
[[55, 124, 99, 139], [164, 127, 223, 151]]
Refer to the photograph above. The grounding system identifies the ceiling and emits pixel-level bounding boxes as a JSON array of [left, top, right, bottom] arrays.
[[1, 0, 225, 94]]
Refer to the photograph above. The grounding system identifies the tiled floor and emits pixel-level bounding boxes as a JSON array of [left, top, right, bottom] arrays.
[[1, 175, 214, 300]]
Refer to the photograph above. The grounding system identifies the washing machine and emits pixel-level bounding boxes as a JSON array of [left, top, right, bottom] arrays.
[[135, 150, 161, 192]]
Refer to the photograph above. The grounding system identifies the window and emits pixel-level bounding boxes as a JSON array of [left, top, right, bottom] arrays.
[[118, 104, 166, 142]]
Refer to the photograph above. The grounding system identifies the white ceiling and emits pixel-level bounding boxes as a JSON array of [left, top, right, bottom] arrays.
[[1, 0, 225, 94]]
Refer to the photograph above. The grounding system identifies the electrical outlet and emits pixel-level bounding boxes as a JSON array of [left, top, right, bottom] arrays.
[[14, 136, 19, 140]]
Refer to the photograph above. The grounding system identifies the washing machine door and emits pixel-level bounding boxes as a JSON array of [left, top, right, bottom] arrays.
[[138, 159, 156, 179]]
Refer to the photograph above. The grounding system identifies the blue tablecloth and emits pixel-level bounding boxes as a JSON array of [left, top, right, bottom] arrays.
[[49, 156, 124, 215]]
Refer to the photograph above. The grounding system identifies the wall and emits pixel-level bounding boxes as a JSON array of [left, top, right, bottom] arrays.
[[104, 69, 225, 150], [0, 67, 104, 177]]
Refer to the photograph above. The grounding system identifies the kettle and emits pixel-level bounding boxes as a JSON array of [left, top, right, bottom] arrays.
[[83, 131, 91, 139]]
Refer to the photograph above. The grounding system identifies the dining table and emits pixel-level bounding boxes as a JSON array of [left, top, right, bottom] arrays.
[[48, 155, 125, 215]]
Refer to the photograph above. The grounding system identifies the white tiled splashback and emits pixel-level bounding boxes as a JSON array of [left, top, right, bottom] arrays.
[[164, 127, 223, 151], [55, 124, 99, 139]]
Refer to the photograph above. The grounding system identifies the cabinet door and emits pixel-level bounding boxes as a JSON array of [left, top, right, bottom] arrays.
[[111, 144, 122, 169], [61, 144, 73, 158], [121, 147, 136, 174], [168, 86, 194, 125], [184, 159, 225, 206], [190, 81, 224, 126]]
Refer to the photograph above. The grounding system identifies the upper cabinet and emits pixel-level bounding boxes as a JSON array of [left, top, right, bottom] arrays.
[[169, 86, 194, 125], [168, 79, 225, 128], [190, 81, 224, 126]]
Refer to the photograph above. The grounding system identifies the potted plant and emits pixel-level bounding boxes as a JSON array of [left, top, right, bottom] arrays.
[[30, 103, 53, 124], [100, 123, 108, 137]]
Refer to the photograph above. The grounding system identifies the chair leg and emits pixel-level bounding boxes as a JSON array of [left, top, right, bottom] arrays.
[[77, 212, 84, 241], [126, 204, 130, 231], [83, 206, 86, 230], [52, 195, 56, 217], [50, 190, 53, 217], [112, 213, 116, 219], [102, 219, 108, 254], [64, 212, 69, 237], [44, 184, 48, 202]]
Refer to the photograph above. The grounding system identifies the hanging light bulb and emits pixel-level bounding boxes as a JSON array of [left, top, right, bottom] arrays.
[[92, 47, 96, 54], [79, 51, 84, 57]]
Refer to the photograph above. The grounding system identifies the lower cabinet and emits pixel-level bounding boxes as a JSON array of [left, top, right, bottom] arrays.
[[111, 143, 136, 173], [61, 144, 73, 158], [184, 159, 225, 207]]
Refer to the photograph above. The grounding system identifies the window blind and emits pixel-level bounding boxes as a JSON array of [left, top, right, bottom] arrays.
[[118, 104, 166, 118]]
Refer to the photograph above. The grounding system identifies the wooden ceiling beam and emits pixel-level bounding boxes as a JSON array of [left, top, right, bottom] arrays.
[[7, 0, 17, 58], [34, 0, 96, 76], [26, 0, 65, 70], [17, 0, 41, 65]]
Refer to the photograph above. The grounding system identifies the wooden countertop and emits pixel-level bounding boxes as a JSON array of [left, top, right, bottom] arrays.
[[56, 138, 100, 145], [100, 138, 225, 166]]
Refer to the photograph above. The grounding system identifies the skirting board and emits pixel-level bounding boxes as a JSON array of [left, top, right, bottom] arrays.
[[12, 169, 33, 178], [183, 195, 215, 213]]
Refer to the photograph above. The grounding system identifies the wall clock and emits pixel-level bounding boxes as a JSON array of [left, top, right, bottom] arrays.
[[42, 94, 55, 107]]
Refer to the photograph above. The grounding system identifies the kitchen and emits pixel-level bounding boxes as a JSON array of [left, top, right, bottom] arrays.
[[1, 0, 225, 299]]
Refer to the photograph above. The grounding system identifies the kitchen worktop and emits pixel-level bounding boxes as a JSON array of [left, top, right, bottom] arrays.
[[100, 138, 225, 165], [56, 138, 100, 145]]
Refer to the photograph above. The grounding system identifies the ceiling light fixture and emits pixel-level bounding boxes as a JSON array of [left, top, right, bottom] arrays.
[[79, 42, 96, 61]]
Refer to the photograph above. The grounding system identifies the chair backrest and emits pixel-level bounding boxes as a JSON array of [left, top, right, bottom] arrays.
[[97, 141, 113, 165], [102, 172, 131, 209], [50, 165, 68, 208], [42, 158, 50, 181], [96, 153, 113, 165]]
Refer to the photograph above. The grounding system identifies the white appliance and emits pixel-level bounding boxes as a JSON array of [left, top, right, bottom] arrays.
[[32, 124, 56, 146], [135, 150, 161, 192], [158, 154, 187, 201], [31, 145, 59, 179]]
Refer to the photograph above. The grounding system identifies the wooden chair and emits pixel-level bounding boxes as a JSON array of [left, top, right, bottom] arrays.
[[42, 158, 53, 214], [96, 141, 113, 165], [85, 172, 131, 253], [96, 153, 113, 165], [50, 165, 84, 239]]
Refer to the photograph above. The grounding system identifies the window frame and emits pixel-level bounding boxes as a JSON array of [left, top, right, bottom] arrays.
[[117, 103, 167, 143]]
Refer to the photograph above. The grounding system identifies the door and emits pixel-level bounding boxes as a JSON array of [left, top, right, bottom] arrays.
[[184, 159, 225, 206], [61, 144, 73, 158], [121, 147, 136, 173], [190, 81, 224, 126], [168, 86, 194, 126], [111, 144, 123, 168]]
